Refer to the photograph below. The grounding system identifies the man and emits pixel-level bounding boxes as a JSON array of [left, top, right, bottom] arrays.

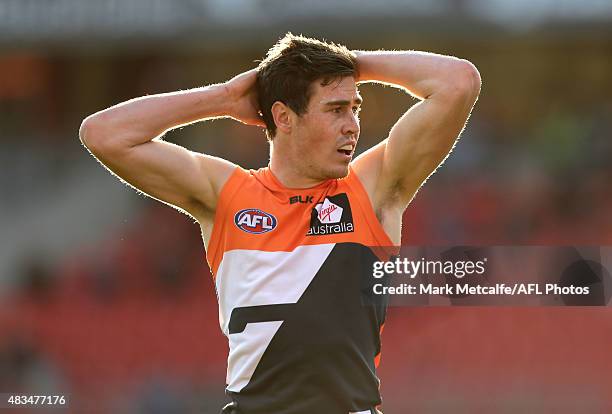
[[80, 33, 480, 414]]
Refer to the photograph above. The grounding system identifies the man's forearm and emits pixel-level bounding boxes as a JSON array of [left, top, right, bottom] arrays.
[[80, 83, 231, 149], [355, 50, 481, 100]]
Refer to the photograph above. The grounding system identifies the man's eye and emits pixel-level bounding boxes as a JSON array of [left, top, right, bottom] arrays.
[[332, 107, 342, 113]]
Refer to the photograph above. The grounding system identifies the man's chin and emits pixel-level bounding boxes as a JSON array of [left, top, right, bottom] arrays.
[[326, 165, 350, 179]]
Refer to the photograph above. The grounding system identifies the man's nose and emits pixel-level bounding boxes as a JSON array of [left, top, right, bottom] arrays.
[[342, 112, 359, 136]]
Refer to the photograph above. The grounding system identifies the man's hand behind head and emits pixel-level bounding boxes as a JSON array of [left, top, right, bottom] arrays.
[[225, 69, 266, 128]]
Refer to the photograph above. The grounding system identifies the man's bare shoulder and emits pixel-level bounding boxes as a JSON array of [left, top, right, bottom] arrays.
[[351, 141, 402, 245], [191, 154, 241, 247], [190, 153, 240, 215], [351, 141, 387, 207]]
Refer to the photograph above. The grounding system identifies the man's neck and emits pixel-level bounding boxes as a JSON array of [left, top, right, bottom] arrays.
[[268, 159, 326, 189], [269, 143, 326, 189]]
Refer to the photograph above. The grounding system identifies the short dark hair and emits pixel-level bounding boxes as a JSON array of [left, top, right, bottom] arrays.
[[256, 33, 358, 139]]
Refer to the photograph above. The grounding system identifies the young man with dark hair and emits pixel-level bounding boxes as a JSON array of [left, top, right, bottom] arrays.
[[80, 33, 481, 414], [256, 34, 358, 140]]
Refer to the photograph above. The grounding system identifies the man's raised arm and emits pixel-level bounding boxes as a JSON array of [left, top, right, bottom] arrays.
[[79, 69, 263, 218], [352, 50, 481, 212]]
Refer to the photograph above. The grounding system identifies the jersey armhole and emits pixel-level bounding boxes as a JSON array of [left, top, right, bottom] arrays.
[[206, 166, 249, 274]]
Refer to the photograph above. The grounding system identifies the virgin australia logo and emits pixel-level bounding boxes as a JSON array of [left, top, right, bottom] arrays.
[[316, 198, 343, 224], [307, 194, 353, 236]]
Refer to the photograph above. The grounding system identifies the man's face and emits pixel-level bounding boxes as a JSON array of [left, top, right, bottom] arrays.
[[292, 76, 361, 180]]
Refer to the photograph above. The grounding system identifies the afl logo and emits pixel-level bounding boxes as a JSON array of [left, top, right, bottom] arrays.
[[234, 208, 277, 234]]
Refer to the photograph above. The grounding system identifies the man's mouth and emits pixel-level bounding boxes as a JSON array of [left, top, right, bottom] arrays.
[[337, 144, 353, 156]]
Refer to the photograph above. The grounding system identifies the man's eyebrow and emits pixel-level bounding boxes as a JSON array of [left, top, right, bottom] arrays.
[[322, 97, 363, 106]]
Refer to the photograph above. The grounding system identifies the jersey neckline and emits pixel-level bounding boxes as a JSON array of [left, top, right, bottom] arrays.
[[257, 165, 341, 192]]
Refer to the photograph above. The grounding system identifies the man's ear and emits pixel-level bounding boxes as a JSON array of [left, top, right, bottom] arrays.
[[271, 101, 293, 135]]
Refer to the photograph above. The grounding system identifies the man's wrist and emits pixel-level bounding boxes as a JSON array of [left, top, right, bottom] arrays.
[[353, 50, 374, 83], [222, 80, 250, 120], [192, 83, 234, 119]]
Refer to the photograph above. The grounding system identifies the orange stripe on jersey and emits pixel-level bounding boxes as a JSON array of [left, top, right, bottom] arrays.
[[207, 166, 398, 276], [375, 322, 386, 368]]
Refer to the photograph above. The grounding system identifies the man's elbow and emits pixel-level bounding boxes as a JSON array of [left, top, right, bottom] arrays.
[[79, 116, 96, 148], [452, 60, 481, 100], [79, 114, 115, 155]]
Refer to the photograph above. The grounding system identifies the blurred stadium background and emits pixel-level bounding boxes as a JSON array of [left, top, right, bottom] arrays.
[[1, 0, 611, 413]]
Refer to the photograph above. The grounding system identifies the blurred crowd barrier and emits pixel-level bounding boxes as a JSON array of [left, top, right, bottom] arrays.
[[1, 14, 611, 413]]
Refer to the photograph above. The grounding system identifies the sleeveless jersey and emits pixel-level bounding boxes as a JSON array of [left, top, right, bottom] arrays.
[[207, 166, 397, 414]]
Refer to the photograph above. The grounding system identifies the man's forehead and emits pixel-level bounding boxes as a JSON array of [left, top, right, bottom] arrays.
[[313, 77, 361, 104]]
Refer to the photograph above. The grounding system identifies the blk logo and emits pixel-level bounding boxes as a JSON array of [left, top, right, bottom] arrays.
[[234, 209, 277, 234], [289, 195, 313, 204]]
